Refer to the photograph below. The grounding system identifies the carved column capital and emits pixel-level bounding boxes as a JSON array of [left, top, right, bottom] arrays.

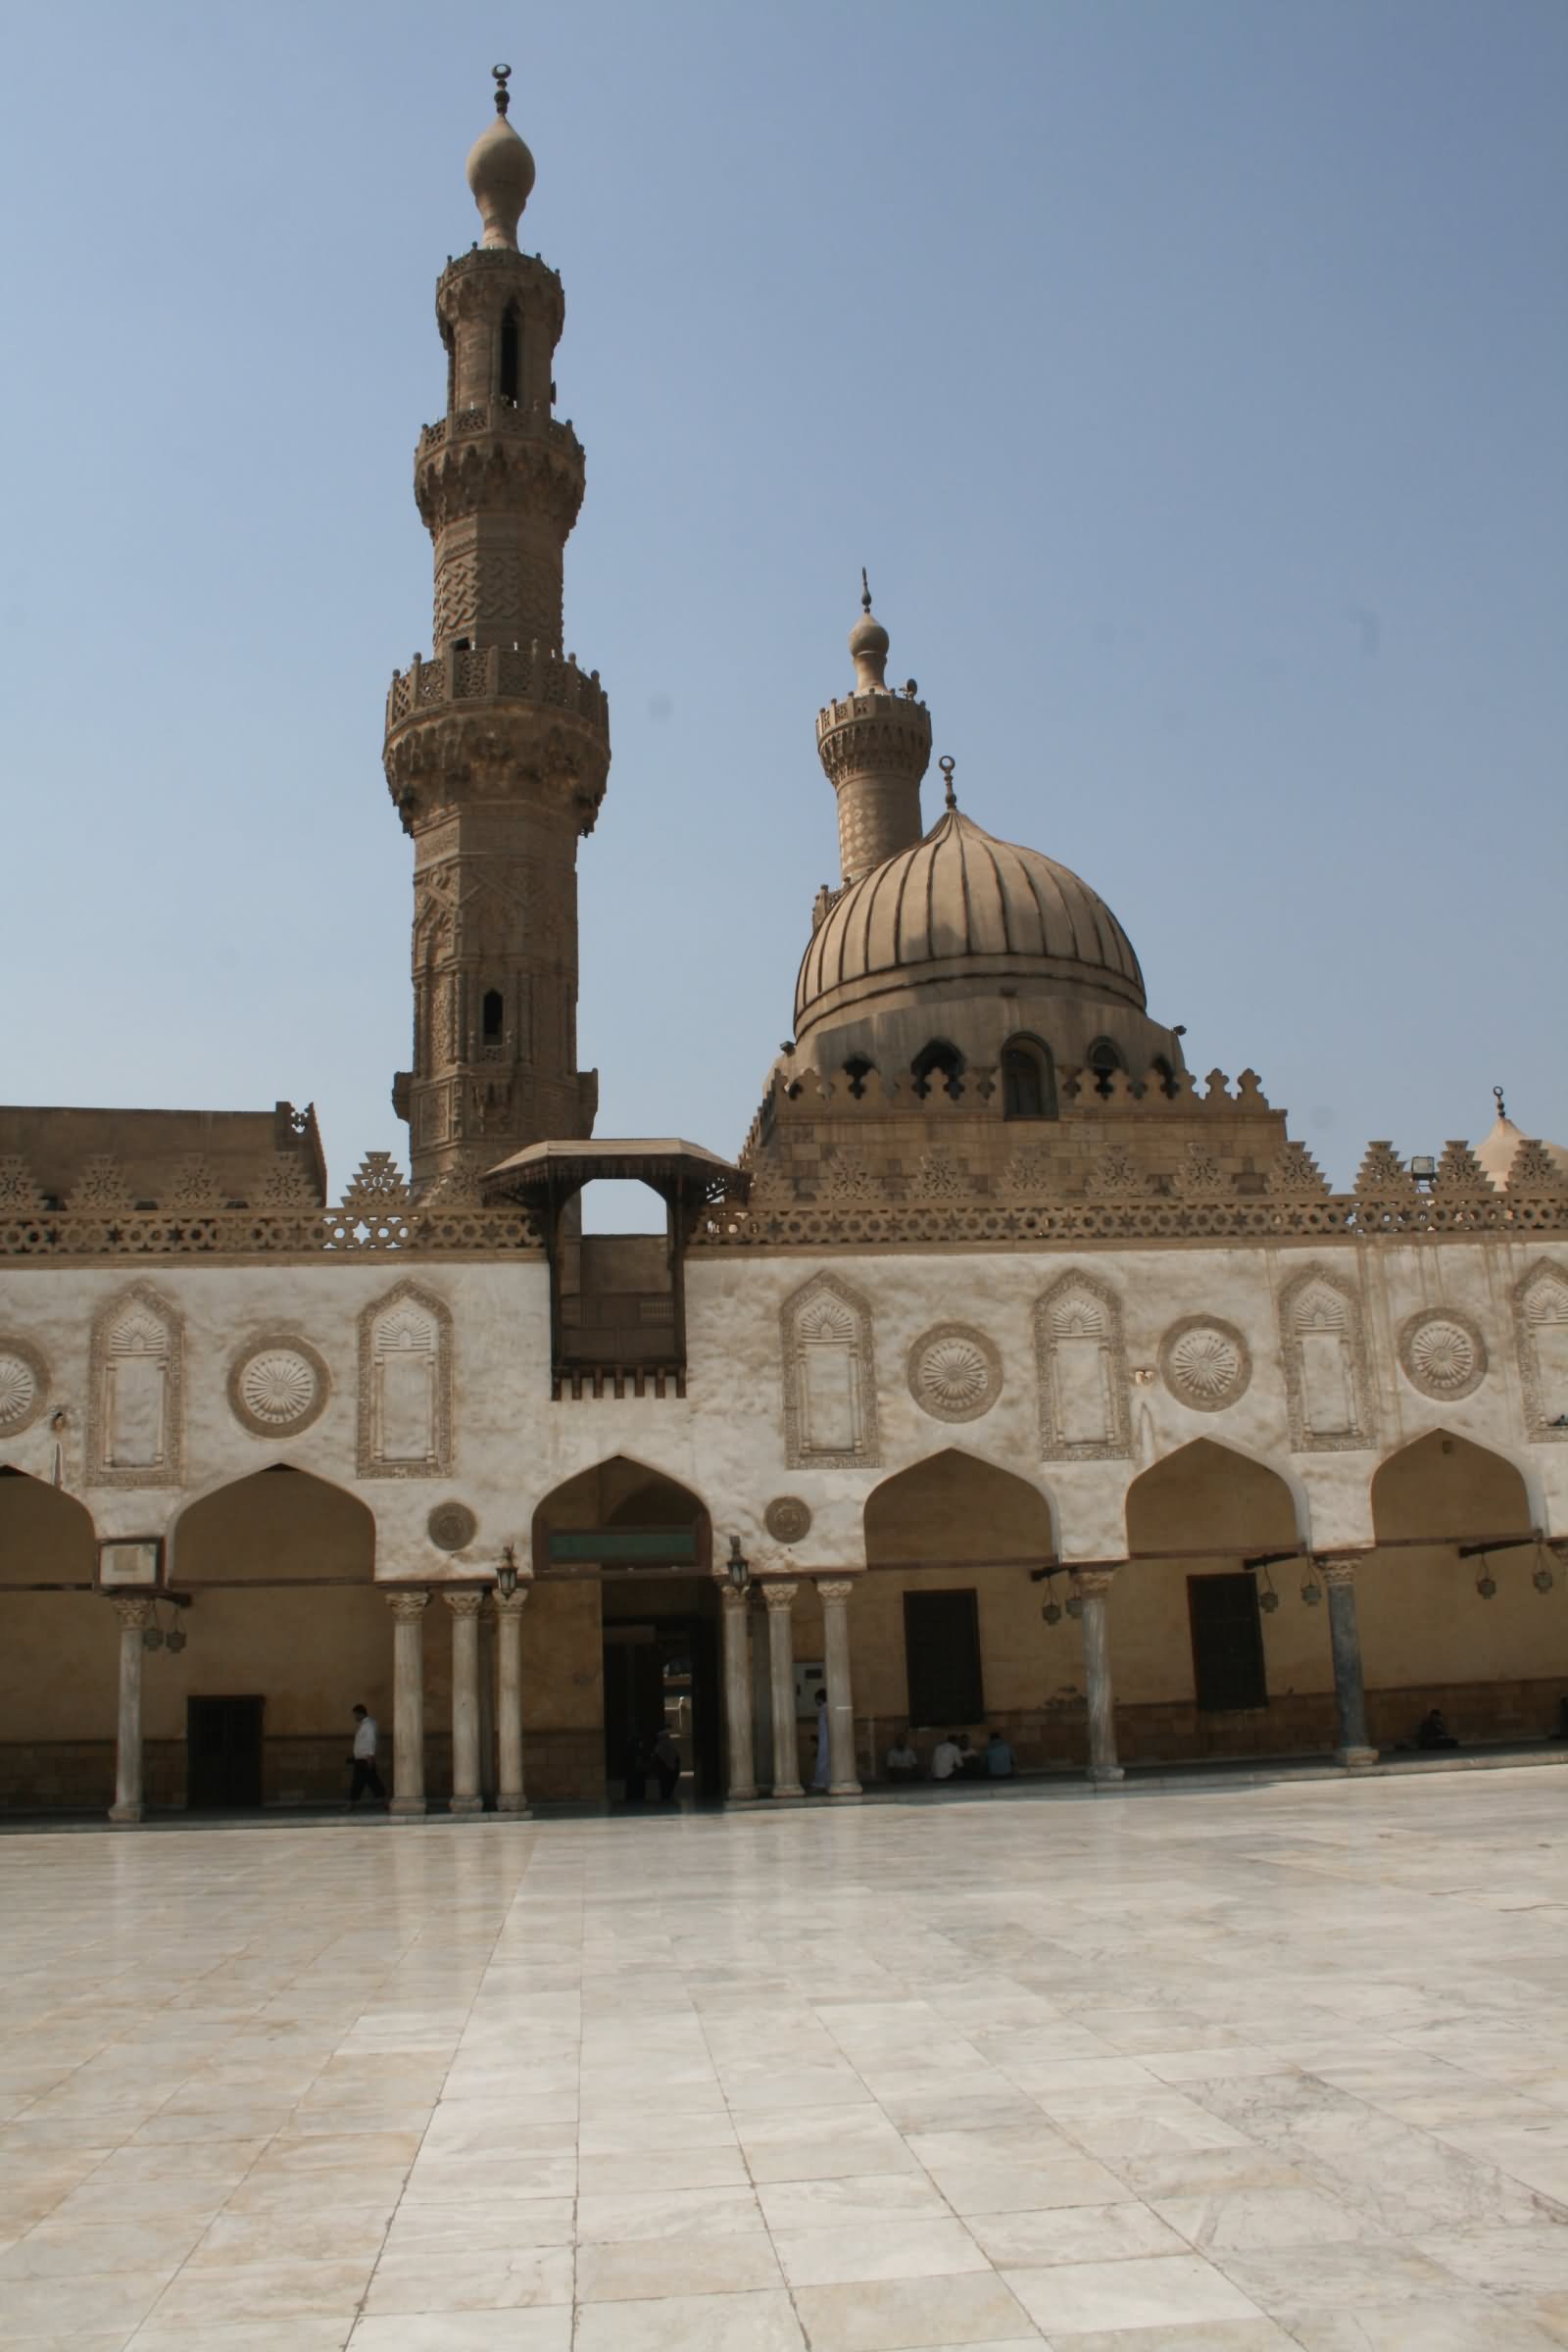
[[719, 1582, 751, 1613], [444, 1589, 485, 1618], [761, 1581, 799, 1611], [815, 1579, 856, 1603], [112, 1594, 155, 1630], [1316, 1554, 1365, 1589], [385, 1587, 431, 1620], [1072, 1566, 1119, 1599], [492, 1585, 531, 1617]]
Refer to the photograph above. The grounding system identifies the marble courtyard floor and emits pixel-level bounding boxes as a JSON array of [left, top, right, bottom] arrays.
[[2, 1775, 1568, 2350]]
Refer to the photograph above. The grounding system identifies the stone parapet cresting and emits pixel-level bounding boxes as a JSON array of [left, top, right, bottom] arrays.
[[385, 643, 609, 736]]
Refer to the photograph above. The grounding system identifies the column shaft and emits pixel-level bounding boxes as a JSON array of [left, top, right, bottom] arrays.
[[386, 1590, 429, 1818], [494, 1588, 530, 1815], [109, 1596, 154, 1824], [817, 1581, 861, 1796], [763, 1585, 803, 1796], [1322, 1558, 1378, 1767], [1076, 1569, 1124, 1784], [720, 1590, 758, 1801], [446, 1592, 484, 1815]]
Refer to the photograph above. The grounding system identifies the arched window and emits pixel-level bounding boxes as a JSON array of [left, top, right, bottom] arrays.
[[481, 988, 505, 1046], [1151, 1055, 1177, 1100], [1086, 1036, 1125, 1100], [910, 1040, 964, 1102], [441, 322, 456, 414], [1001, 1036, 1055, 1120], [499, 305, 521, 405], [842, 1056, 874, 1100]]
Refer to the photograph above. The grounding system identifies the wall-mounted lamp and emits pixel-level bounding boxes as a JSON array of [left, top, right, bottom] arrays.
[[495, 1544, 520, 1600], [726, 1535, 751, 1594]]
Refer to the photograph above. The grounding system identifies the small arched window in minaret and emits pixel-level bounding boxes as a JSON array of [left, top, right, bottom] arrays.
[[481, 988, 506, 1049], [910, 1039, 964, 1102], [499, 305, 521, 406], [1086, 1037, 1126, 1100], [1002, 1036, 1056, 1120], [441, 320, 456, 415]]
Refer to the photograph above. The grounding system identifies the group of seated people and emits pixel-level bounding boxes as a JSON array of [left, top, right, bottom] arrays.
[[884, 1728, 1016, 1783]]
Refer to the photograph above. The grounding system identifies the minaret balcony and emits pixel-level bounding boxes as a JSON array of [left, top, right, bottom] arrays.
[[385, 643, 609, 737], [416, 398, 581, 462]]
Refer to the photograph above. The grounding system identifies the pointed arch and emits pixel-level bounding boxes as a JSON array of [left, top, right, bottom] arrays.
[[780, 1271, 878, 1469], [1513, 1257, 1568, 1440], [87, 1282, 183, 1487], [357, 1279, 453, 1478], [530, 1452, 710, 1577], [864, 1446, 1056, 1569], [1001, 1033, 1056, 1121], [1034, 1268, 1130, 1460], [170, 1463, 376, 1585], [1278, 1262, 1371, 1450], [1126, 1437, 1308, 1555], [0, 1464, 97, 1586], [1370, 1429, 1535, 1547]]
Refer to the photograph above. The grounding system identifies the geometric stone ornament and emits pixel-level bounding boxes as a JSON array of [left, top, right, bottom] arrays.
[[427, 1499, 478, 1552], [87, 1283, 184, 1487], [763, 1495, 812, 1544], [0, 1156, 47, 1216], [357, 1278, 454, 1479], [906, 1321, 1004, 1424], [1159, 1314, 1253, 1412], [227, 1336, 331, 1440], [1353, 1141, 1419, 1202], [1035, 1269, 1131, 1461], [780, 1271, 879, 1470], [1507, 1139, 1568, 1197], [1173, 1142, 1229, 1198], [1266, 1140, 1331, 1198], [1278, 1263, 1372, 1451], [0, 1335, 49, 1437], [1397, 1307, 1489, 1403], [69, 1154, 135, 1213], [1513, 1259, 1568, 1442]]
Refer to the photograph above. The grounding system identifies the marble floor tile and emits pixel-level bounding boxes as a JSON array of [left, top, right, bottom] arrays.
[[361, 2245, 573, 2311], [346, 2317, 570, 2351], [1004, 2249, 1267, 2332], [575, 2231, 786, 2299], [965, 2200, 1192, 2266], [573, 2288, 807, 2349], [1284, 2301, 1566, 2349], [773, 2214, 991, 2285], [792, 2271, 1042, 2348]]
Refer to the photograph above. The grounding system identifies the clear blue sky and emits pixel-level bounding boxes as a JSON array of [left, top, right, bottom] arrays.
[[2, 1, 1563, 1217]]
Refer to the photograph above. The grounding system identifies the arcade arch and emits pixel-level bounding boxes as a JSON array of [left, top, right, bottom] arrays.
[[0, 1469, 109, 1810]]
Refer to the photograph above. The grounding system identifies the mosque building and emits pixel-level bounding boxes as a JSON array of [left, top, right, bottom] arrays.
[[2, 77, 1566, 1819]]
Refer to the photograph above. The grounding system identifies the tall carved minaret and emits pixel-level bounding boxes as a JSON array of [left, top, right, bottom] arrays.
[[384, 68, 610, 1193], [815, 578, 931, 887]]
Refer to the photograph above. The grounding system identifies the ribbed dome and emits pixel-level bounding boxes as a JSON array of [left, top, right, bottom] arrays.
[[1476, 1107, 1568, 1189], [795, 806, 1146, 1036]]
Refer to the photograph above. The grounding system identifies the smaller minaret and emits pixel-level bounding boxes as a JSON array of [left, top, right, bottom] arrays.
[[815, 576, 932, 886]]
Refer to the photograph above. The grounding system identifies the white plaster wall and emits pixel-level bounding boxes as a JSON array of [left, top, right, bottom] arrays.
[[0, 1235, 1565, 1570]]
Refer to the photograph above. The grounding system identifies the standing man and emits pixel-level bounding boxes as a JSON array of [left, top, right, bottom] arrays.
[[349, 1704, 386, 1808]]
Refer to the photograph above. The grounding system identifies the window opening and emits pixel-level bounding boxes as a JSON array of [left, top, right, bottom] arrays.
[[1188, 1573, 1267, 1711], [481, 989, 505, 1045], [1086, 1036, 1125, 1100], [842, 1055, 874, 1100], [1001, 1037, 1055, 1120], [910, 1039, 964, 1101], [499, 306, 520, 405], [904, 1590, 984, 1727]]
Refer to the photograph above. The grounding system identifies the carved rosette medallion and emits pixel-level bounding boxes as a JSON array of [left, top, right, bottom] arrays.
[[764, 1495, 812, 1545], [907, 1322, 1004, 1424], [0, 1338, 48, 1436], [427, 1500, 479, 1553], [228, 1339, 329, 1440], [1398, 1308, 1488, 1402], [1158, 1316, 1252, 1413]]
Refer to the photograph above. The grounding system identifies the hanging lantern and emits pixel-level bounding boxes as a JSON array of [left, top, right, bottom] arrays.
[[1064, 1593, 1083, 1619], [1300, 1571, 1322, 1607], [1041, 1599, 1061, 1626]]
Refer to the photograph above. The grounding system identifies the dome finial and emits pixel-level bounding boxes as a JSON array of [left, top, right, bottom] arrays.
[[939, 754, 957, 811], [848, 574, 890, 692], [466, 64, 536, 250], [860, 566, 872, 615], [1494, 1082, 1507, 1120]]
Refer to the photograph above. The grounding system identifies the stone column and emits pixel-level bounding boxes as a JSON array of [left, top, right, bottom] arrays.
[[816, 1580, 862, 1796], [763, 1582, 803, 1797], [109, 1594, 155, 1824], [1320, 1555, 1378, 1768], [445, 1591, 484, 1815], [1074, 1567, 1124, 1784], [720, 1586, 758, 1801], [493, 1586, 531, 1816], [385, 1589, 429, 1818]]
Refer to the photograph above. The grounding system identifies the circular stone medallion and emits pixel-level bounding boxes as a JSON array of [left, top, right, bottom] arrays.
[[427, 1500, 478, 1553], [763, 1495, 812, 1545], [227, 1338, 329, 1439], [0, 1338, 48, 1436], [1159, 1315, 1252, 1412], [1398, 1308, 1488, 1401], [907, 1322, 1004, 1423]]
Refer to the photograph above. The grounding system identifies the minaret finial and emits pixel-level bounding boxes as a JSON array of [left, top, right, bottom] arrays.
[[939, 754, 957, 811], [492, 63, 512, 116], [466, 65, 535, 249], [860, 567, 872, 615], [1494, 1083, 1507, 1120]]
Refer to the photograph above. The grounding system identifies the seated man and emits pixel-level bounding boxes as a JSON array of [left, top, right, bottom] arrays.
[[1416, 1708, 1458, 1750], [985, 1730, 1016, 1779], [929, 1731, 965, 1782], [885, 1732, 920, 1782], [956, 1732, 985, 1778]]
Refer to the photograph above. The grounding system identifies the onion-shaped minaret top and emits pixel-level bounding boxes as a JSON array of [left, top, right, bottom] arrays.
[[466, 65, 535, 250]]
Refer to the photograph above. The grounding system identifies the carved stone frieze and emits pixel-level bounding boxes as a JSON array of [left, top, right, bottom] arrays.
[[780, 1272, 879, 1470], [357, 1280, 454, 1480], [87, 1284, 183, 1488], [1035, 1271, 1131, 1460], [1513, 1259, 1568, 1440], [227, 1337, 330, 1441], [907, 1322, 1003, 1424], [1278, 1264, 1372, 1451], [1397, 1307, 1489, 1403], [0, 1335, 49, 1437], [1159, 1315, 1252, 1413]]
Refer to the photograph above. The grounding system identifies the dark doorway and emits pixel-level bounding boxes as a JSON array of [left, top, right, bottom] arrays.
[[904, 1589, 984, 1729], [1188, 1575, 1267, 1712], [602, 1607, 722, 1802], [186, 1696, 265, 1808]]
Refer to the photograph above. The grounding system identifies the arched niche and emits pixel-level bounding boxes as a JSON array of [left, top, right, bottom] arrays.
[[171, 1464, 376, 1586], [88, 1282, 183, 1487], [865, 1447, 1055, 1571], [1370, 1430, 1533, 1547], [780, 1270, 878, 1470], [0, 1469, 114, 1789], [531, 1454, 710, 1579], [1513, 1259, 1568, 1440], [1278, 1264, 1371, 1450], [0, 1465, 97, 1587], [357, 1279, 453, 1479], [1035, 1269, 1130, 1460], [1126, 1438, 1305, 1555]]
